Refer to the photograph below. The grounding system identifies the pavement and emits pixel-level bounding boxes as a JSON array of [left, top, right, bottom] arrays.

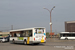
[[0, 38, 75, 50]]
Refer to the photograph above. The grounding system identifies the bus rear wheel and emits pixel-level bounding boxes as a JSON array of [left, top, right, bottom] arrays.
[[24, 41, 27, 45]]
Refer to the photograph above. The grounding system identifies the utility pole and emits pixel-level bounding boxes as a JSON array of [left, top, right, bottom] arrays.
[[43, 6, 55, 40], [11, 25, 13, 30]]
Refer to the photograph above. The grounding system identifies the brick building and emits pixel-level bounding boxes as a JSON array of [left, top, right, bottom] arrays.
[[65, 21, 75, 32]]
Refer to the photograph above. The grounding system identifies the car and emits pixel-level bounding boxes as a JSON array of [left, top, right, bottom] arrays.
[[0, 36, 9, 43]]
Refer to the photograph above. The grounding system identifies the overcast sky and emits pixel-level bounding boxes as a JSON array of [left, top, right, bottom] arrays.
[[0, 0, 75, 33]]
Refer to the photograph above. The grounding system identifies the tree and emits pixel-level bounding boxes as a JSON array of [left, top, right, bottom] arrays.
[[46, 32, 49, 38]]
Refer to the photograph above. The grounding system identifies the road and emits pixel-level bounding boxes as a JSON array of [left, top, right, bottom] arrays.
[[0, 38, 75, 50]]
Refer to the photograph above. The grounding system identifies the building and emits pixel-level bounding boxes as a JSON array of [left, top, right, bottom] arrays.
[[0, 32, 9, 35], [0, 32, 9, 37], [65, 21, 75, 32]]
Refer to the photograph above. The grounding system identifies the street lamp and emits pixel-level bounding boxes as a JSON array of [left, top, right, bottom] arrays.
[[43, 6, 55, 40]]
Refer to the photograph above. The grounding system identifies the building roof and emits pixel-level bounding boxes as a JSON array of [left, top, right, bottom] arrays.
[[65, 21, 75, 23]]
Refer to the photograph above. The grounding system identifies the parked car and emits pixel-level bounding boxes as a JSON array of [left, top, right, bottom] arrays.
[[0, 36, 9, 43]]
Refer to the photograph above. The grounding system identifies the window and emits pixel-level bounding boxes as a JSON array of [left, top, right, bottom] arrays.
[[0, 38, 3, 39], [10, 30, 32, 37], [14, 33, 17, 37], [60, 34, 63, 37], [35, 28, 44, 34], [25, 31, 29, 37], [10, 33, 13, 37], [22, 31, 26, 37], [20, 33, 23, 37], [63, 34, 69, 37], [70, 34, 75, 37], [25, 30, 32, 37], [16, 33, 20, 37], [29, 30, 32, 36], [61, 33, 75, 37]]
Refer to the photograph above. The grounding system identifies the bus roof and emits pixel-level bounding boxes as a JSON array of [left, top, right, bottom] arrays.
[[10, 27, 45, 32], [60, 32, 75, 34]]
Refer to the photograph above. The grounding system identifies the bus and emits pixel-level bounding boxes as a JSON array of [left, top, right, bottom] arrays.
[[10, 27, 46, 44], [59, 32, 75, 40]]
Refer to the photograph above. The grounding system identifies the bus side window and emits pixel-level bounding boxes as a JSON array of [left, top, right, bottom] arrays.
[[25, 31, 29, 37], [16, 33, 20, 37], [14, 33, 17, 37], [10, 34, 12, 37], [29, 33, 32, 36], [20, 31, 25, 37], [10, 33, 14, 37], [20, 33, 23, 37], [35, 29, 37, 33], [23, 31, 26, 37], [29, 30, 32, 37]]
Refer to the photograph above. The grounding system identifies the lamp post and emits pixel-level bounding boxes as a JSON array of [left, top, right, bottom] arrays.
[[43, 6, 55, 40]]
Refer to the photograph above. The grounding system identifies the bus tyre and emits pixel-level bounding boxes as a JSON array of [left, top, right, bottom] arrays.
[[65, 38, 68, 40], [24, 41, 27, 45], [34, 43, 39, 45], [1, 40, 3, 43], [12, 40, 15, 43]]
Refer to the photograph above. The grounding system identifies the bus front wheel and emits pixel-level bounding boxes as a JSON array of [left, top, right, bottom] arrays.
[[12, 39, 15, 43]]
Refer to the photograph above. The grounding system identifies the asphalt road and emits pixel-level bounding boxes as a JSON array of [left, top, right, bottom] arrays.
[[0, 38, 75, 50]]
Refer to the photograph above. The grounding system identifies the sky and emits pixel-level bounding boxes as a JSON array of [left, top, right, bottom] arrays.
[[0, 0, 75, 33]]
